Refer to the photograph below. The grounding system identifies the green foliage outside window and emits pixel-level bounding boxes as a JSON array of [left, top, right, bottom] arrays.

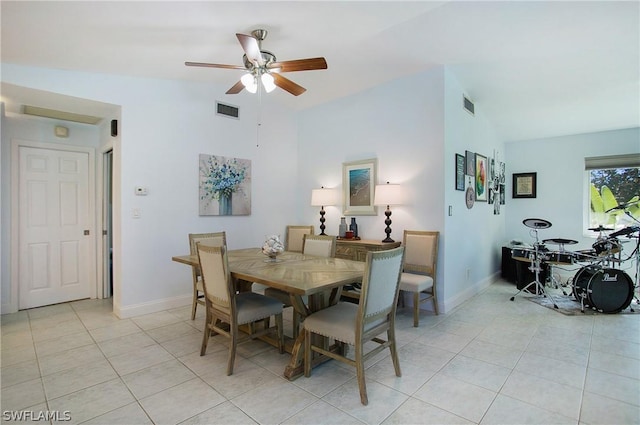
[[589, 167, 640, 228]]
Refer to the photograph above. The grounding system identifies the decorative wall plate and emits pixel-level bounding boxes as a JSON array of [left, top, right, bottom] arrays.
[[466, 186, 475, 209]]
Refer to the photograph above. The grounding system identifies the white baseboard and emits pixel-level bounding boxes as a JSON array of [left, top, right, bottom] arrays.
[[444, 271, 501, 313], [113, 294, 192, 319]]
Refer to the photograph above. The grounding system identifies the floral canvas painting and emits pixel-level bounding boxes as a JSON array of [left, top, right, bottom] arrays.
[[199, 154, 251, 216]]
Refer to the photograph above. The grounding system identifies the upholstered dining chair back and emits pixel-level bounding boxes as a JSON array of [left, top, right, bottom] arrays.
[[359, 247, 406, 327], [187, 231, 226, 319], [302, 234, 336, 258], [196, 244, 232, 314], [285, 225, 314, 252], [403, 231, 438, 276], [399, 230, 440, 326], [189, 232, 227, 256]]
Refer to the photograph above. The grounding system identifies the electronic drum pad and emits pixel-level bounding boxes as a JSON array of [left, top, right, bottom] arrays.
[[522, 218, 552, 229]]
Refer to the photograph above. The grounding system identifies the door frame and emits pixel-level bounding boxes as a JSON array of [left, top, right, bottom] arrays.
[[11, 139, 97, 311], [101, 146, 113, 299]]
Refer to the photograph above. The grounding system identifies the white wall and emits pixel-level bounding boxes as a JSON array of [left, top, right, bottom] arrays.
[[298, 67, 505, 313], [505, 128, 640, 250], [1, 64, 298, 317], [443, 69, 506, 309]]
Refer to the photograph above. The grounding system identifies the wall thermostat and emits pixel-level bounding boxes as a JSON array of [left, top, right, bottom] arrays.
[[135, 186, 148, 196]]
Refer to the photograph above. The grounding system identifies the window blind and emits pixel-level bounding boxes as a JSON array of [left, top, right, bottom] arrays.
[[585, 153, 640, 170]]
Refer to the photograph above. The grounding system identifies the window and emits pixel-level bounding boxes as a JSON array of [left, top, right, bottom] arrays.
[[586, 154, 640, 231]]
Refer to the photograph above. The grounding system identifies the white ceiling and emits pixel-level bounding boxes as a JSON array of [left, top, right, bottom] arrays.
[[1, 1, 638, 142]]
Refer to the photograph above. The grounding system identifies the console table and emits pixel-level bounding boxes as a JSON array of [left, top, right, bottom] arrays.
[[335, 238, 401, 261], [335, 239, 402, 300]]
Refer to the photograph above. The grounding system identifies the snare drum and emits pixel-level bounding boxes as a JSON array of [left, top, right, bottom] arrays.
[[512, 248, 535, 262], [572, 267, 634, 313], [545, 251, 573, 265], [592, 238, 622, 256]]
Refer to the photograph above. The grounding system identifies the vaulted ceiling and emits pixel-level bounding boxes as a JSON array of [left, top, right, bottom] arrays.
[[1, 1, 638, 142]]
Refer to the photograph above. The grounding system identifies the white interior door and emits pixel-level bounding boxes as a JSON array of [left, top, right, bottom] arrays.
[[18, 145, 94, 309]]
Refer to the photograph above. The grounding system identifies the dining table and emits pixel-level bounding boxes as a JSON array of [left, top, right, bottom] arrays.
[[172, 247, 365, 380]]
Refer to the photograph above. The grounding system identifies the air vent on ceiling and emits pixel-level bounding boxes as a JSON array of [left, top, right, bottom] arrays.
[[22, 105, 103, 124], [463, 95, 475, 116], [216, 102, 239, 119]]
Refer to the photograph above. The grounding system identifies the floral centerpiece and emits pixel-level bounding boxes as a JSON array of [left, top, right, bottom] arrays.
[[200, 155, 248, 215], [262, 235, 284, 261]]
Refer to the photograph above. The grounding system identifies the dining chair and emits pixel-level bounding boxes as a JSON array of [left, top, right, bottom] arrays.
[[285, 225, 315, 252], [188, 232, 227, 320], [303, 246, 405, 405], [264, 234, 337, 336], [398, 230, 439, 327], [197, 243, 284, 375]]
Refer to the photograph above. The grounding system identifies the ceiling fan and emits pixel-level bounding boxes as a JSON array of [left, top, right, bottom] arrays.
[[185, 29, 327, 96]]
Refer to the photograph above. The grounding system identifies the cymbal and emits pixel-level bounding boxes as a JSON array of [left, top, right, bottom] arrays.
[[523, 218, 552, 229], [588, 225, 613, 232], [610, 226, 640, 238], [542, 238, 578, 245]]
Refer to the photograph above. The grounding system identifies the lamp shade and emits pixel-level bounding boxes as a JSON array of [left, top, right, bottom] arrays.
[[374, 183, 402, 206], [311, 187, 337, 206]]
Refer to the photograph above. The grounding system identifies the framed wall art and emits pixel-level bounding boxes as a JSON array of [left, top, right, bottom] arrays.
[[343, 158, 377, 215], [465, 150, 475, 176], [475, 153, 487, 202], [199, 154, 251, 216], [455, 153, 465, 191], [512, 172, 537, 198]]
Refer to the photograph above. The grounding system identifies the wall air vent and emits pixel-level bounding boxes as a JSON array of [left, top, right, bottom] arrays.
[[216, 102, 239, 119], [463, 95, 475, 116]]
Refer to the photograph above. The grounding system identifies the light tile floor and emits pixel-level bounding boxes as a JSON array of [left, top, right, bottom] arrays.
[[2, 280, 639, 425]]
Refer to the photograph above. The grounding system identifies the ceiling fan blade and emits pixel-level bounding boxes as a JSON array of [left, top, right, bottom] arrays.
[[272, 73, 306, 96], [269, 57, 327, 73], [185, 62, 246, 70], [226, 80, 245, 94], [236, 33, 264, 66]]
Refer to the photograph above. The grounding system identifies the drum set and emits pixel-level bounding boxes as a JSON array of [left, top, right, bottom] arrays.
[[510, 217, 640, 314]]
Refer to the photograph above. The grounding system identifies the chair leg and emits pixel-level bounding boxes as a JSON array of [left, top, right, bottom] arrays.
[[227, 324, 238, 376], [355, 343, 368, 405], [433, 293, 439, 315], [388, 328, 402, 377], [200, 310, 211, 356], [191, 291, 198, 320], [413, 292, 420, 327], [304, 329, 311, 377]]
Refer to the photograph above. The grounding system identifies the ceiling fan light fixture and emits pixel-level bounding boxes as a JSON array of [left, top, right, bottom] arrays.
[[261, 72, 276, 93], [241, 73, 257, 93]]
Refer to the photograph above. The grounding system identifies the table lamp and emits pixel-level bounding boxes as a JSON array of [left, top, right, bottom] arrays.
[[311, 187, 337, 235], [374, 182, 402, 243]]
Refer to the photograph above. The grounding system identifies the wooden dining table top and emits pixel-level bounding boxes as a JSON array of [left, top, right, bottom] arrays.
[[172, 247, 364, 296]]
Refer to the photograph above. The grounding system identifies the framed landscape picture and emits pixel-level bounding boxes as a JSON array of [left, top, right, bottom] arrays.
[[343, 158, 377, 215]]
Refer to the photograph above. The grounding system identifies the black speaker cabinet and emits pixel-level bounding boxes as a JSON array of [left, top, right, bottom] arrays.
[[501, 246, 548, 291], [110, 119, 118, 137]]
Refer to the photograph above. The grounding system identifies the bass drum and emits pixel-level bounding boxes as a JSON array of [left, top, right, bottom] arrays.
[[572, 267, 634, 313]]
